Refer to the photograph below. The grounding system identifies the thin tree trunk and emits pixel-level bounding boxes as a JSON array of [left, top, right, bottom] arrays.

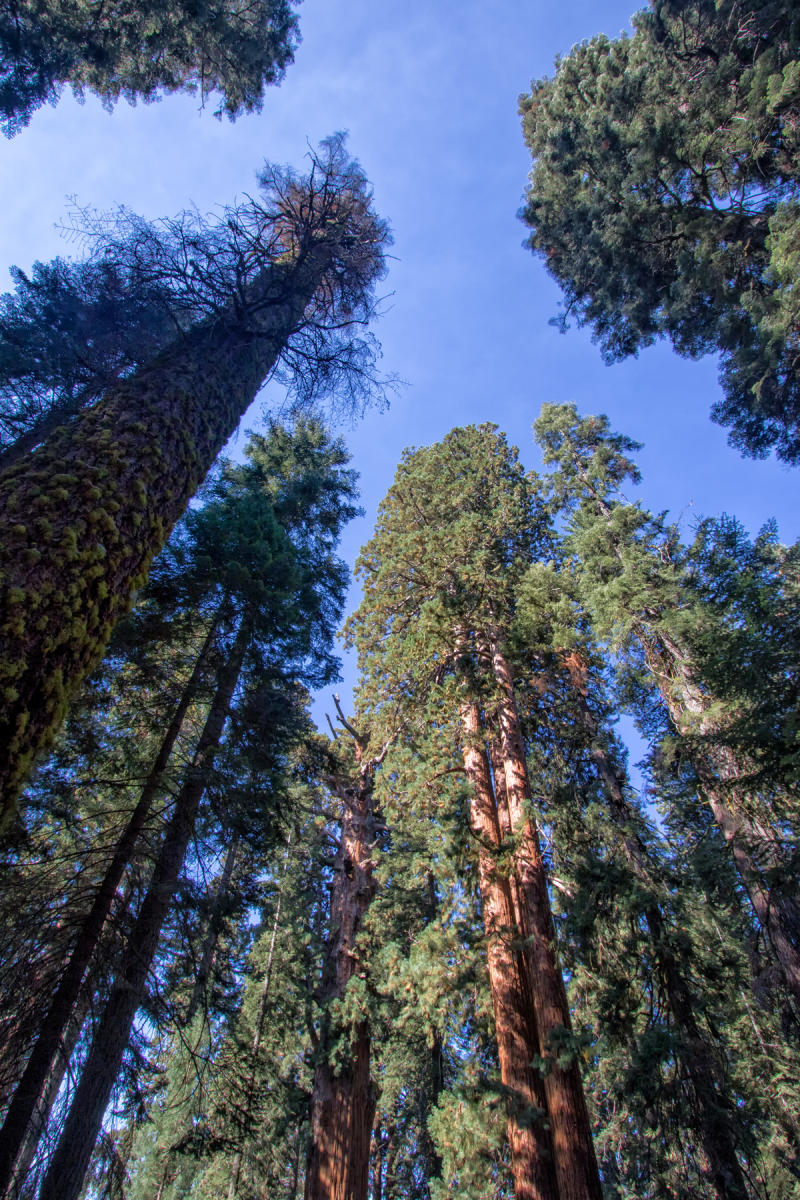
[[6, 988, 90, 1198], [289, 1134, 302, 1200], [459, 699, 559, 1200], [0, 241, 332, 830], [487, 636, 602, 1200], [228, 839, 291, 1200], [37, 615, 251, 1200], [371, 1121, 384, 1200], [564, 657, 748, 1200], [304, 733, 383, 1200], [0, 606, 224, 1196], [186, 834, 240, 1024]]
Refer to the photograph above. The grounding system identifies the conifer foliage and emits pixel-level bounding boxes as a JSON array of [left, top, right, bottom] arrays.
[[0, 0, 299, 135], [520, 0, 800, 462]]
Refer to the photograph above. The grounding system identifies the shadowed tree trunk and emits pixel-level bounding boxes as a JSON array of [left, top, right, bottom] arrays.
[[186, 834, 240, 1024], [304, 708, 390, 1200], [37, 616, 251, 1200], [6, 984, 90, 1198], [0, 605, 224, 1196], [228, 838, 291, 1200]]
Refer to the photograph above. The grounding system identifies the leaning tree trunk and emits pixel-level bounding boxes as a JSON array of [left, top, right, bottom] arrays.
[[643, 631, 800, 1007], [304, 736, 383, 1200], [37, 616, 251, 1200], [486, 635, 603, 1200], [459, 699, 559, 1200], [6, 979, 92, 1199], [563, 656, 748, 1200], [0, 606, 224, 1195], [0, 245, 331, 831], [578, 482, 800, 1006]]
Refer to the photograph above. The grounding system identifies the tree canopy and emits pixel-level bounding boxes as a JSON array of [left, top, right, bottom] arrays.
[[520, 0, 800, 462], [0, 0, 300, 136]]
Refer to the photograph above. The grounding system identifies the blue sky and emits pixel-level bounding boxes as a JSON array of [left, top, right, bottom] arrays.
[[2, 0, 797, 722]]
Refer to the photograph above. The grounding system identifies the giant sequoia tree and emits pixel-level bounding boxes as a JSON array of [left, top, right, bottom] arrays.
[[520, 0, 800, 462], [0, 136, 389, 831], [349, 425, 602, 1200], [0, 0, 299, 135]]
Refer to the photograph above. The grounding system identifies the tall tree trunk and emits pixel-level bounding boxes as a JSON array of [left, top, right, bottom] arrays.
[[643, 632, 800, 1006], [37, 615, 251, 1200], [459, 699, 559, 1200], [564, 657, 749, 1200], [0, 605, 224, 1196], [6, 987, 90, 1199], [228, 838, 291, 1200], [304, 733, 383, 1200], [186, 834, 240, 1024], [486, 636, 602, 1200], [0, 242, 332, 830]]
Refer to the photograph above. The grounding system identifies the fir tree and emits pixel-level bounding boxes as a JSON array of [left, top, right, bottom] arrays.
[[513, 561, 757, 1198], [0, 255, 178, 469], [2, 418, 357, 1199], [532, 402, 800, 1013]]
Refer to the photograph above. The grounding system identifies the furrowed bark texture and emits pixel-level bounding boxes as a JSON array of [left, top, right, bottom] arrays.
[[37, 616, 250, 1200], [305, 748, 380, 1200], [459, 699, 559, 1200], [564, 656, 748, 1200], [485, 639, 602, 1200], [0, 250, 327, 830], [0, 608, 222, 1194]]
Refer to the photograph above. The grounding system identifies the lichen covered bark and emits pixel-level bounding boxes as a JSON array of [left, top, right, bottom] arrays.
[[0, 256, 322, 830]]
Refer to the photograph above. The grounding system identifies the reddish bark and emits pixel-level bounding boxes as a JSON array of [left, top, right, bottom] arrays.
[[305, 1026, 375, 1200], [459, 699, 558, 1200], [485, 637, 602, 1200], [305, 718, 389, 1200]]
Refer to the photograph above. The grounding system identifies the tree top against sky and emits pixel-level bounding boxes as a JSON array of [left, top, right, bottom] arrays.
[[0, 0, 300, 136]]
